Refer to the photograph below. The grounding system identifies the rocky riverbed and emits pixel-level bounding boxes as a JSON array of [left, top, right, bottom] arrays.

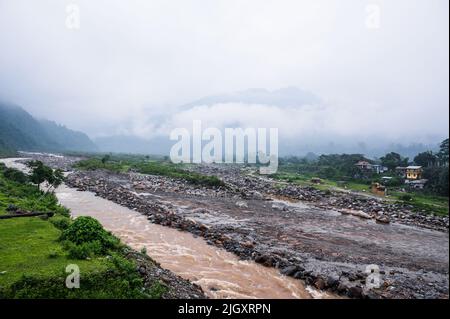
[[188, 164, 449, 232], [125, 249, 206, 299], [22, 154, 450, 299]]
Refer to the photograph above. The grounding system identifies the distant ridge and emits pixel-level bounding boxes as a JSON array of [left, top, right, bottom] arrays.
[[0, 101, 98, 154]]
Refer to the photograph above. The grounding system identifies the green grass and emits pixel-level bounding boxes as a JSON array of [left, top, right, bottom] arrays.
[[390, 191, 449, 216], [268, 170, 448, 216], [270, 171, 370, 192], [0, 217, 107, 287], [75, 157, 225, 187]]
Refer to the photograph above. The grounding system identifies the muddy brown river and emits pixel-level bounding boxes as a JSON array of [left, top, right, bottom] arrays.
[[1, 158, 328, 299]]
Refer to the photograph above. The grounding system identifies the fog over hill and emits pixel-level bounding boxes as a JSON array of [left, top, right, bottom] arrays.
[[0, 101, 98, 154]]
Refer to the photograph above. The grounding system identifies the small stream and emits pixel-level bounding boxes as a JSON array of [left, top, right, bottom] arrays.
[[1, 158, 328, 299]]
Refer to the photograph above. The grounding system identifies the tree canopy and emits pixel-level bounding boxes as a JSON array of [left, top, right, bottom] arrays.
[[26, 160, 64, 192]]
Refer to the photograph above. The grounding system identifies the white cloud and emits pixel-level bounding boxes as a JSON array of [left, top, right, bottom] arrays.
[[0, 0, 448, 144]]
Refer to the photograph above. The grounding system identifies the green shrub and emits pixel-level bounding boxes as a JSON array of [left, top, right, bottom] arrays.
[[2, 167, 28, 184], [61, 216, 111, 245], [147, 281, 168, 299], [64, 240, 103, 259], [0, 261, 150, 299], [60, 216, 120, 257], [399, 194, 413, 201], [50, 216, 72, 230]]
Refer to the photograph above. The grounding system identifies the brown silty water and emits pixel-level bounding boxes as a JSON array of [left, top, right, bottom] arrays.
[[1, 158, 329, 299]]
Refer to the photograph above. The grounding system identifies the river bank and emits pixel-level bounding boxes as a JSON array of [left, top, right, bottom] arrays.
[[12, 154, 450, 299]]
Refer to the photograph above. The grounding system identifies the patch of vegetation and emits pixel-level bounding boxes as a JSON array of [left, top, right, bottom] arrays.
[[60, 216, 121, 259], [392, 191, 449, 216], [0, 164, 69, 217], [2, 167, 28, 184], [75, 156, 225, 187], [26, 160, 64, 192], [74, 157, 127, 172], [49, 215, 72, 230], [0, 254, 154, 299], [135, 161, 225, 187], [399, 194, 413, 202]]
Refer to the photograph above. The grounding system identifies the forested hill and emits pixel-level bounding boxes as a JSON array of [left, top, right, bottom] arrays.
[[39, 119, 98, 152], [0, 101, 98, 155]]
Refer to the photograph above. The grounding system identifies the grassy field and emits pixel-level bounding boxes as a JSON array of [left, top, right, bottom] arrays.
[[0, 164, 166, 298], [75, 156, 225, 187], [0, 217, 108, 287], [389, 191, 449, 216], [269, 170, 449, 216]]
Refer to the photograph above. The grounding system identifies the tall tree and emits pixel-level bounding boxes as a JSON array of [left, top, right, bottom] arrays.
[[437, 138, 449, 166], [26, 160, 64, 192], [414, 151, 437, 167], [380, 152, 408, 171]]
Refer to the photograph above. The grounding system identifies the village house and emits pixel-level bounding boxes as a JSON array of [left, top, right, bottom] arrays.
[[355, 161, 387, 174], [371, 164, 388, 174], [404, 166, 427, 189], [355, 160, 372, 170], [405, 179, 428, 189], [406, 166, 423, 180]]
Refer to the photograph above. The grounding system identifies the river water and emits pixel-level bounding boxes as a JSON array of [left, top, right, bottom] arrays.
[[1, 158, 327, 299]]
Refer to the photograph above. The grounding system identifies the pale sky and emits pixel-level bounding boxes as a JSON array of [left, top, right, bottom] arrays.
[[0, 0, 448, 146]]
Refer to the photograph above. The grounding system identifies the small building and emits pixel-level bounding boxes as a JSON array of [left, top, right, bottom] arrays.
[[372, 164, 388, 174], [355, 161, 372, 170], [371, 182, 386, 196], [406, 166, 423, 180], [405, 179, 428, 189]]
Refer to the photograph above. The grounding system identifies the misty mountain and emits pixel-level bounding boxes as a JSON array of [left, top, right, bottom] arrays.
[[0, 101, 98, 154], [182, 87, 321, 108], [39, 119, 98, 152]]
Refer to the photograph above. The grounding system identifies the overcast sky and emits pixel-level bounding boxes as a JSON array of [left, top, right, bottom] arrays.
[[0, 0, 448, 146]]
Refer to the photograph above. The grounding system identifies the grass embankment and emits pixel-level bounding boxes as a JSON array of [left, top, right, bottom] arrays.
[[268, 170, 449, 216], [0, 163, 166, 298], [75, 156, 225, 187]]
